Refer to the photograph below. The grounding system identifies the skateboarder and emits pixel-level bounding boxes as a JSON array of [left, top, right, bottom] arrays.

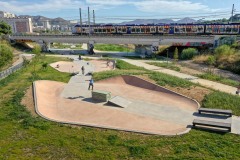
[[81, 66, 85, 75], [88, 78, 94, 90]]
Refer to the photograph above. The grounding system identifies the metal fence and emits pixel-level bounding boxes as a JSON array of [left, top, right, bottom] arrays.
[[0, 62, 24, 80]]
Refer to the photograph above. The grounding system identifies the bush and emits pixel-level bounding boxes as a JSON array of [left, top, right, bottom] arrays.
[[173, 47, 179, 61], [214, 45, 235, 57], [181, 48, 198, 60], [32, 44, 41, 55], [0, 42, 13, 68]]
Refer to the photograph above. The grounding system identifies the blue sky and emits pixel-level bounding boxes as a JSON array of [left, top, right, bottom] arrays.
[[0, 0, 239, 23]]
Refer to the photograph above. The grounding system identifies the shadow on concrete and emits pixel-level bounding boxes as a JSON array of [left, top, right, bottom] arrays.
[[193, 112, 229, 120]]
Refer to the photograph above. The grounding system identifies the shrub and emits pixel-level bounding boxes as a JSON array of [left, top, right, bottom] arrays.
[[181, 48, 198, 60], [173, 47, 179, 61], [214, 45, 235, 56], [0, 42, 13, 68], [32, 44, 41, 55]]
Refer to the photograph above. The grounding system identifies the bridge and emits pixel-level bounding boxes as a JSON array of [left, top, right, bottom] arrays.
[[9, 35, 215, 54]]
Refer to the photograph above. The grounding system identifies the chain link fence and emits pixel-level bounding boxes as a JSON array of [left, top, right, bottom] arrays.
[[0, 62, 24, 80]]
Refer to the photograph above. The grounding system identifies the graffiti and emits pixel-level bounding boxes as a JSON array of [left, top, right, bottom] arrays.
[[151, 46, 159, 52], [186, 42, 206, 46], [16, 39, 33, 42], [172, 43, 183, 46]]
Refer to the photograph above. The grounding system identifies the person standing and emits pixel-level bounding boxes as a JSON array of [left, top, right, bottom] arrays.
[[81, 66, 85, 75], [88, 78, 94, 90], [237, 83, 240, 95]]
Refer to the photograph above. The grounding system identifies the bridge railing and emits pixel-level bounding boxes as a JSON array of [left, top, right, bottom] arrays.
[[0, 62, 24, 80], [10, 34, 214, 39]]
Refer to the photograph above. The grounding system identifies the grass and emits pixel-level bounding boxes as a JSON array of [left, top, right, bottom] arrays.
[[0, 56, 240, 159], [149, 60, 239, 87], [197, 73, 239, 87], [116, 60, 147, 71], [202, 91, 240, 115], [94, 44, 134, 52], [149, 71, 193, 88], [147, 62, 181, 72]]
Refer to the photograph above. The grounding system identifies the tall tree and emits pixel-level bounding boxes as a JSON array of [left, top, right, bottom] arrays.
[[0, 21, 12, 35]]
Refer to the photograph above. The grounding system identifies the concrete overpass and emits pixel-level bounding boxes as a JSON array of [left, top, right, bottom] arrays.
[[9, 35, 215, 54]]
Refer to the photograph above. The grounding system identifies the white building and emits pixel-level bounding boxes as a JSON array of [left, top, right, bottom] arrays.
[[0, 11, 16, 18], [42, 20, 51, 30]]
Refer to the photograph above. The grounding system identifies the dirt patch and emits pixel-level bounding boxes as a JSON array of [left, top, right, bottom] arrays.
[[166, 85, 212, 104], [176, 64, 203, 75], [21, 86, 37, 117]]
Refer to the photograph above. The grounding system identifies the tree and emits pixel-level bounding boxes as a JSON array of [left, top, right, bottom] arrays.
[[173, 47, 179, 62], [0, 21, 12, 35]]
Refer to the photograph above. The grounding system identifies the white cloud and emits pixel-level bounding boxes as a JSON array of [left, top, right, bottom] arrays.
[[134, 0, 210, 12], [0, 0, 228, 19], [0, 0, 86, 14]]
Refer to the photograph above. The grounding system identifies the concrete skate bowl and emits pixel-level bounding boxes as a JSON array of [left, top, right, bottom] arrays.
[[50, 60, 114, 73], [33, 76, 199, 136]]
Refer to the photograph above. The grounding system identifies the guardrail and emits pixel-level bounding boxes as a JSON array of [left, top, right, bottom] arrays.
[[0, 62, 24, 80]]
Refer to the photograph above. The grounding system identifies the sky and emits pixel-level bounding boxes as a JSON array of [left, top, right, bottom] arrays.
[[0, 0, 240, 23]]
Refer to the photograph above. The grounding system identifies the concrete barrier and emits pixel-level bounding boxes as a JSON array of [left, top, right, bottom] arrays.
[[92, 90, 111, 102]]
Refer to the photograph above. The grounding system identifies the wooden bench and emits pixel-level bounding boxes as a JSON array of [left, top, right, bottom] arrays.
[[193, 119, 231, 132], [198, 108, 232, 117]]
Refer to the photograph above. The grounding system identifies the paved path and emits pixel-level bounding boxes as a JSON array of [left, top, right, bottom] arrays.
[[122, 59, 238, 95]]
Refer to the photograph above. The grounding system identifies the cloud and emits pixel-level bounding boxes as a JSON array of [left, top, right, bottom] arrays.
[[0, 0, 227, 19], [134, 0, 210, 12], [0, 0, 86, 14]]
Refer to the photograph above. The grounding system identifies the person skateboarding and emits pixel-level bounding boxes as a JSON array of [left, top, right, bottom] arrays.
[[81, 66, 85, 75], [88, 78, 94, 90]]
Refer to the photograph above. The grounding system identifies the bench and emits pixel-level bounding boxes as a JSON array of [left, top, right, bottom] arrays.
[[193, 119, 231, 132], [198, 108, 232, 117], [92, 90, 111, 102]]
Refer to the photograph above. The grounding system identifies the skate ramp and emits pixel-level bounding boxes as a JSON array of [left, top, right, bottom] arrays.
[[33, 76, 200, 135], [108, 96, 132, 108]]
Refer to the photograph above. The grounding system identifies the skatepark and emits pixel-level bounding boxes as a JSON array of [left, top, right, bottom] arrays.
[[32, 57, 203, 135]]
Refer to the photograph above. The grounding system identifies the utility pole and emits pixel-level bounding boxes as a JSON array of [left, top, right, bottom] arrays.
[[79, 8, 82, 35], [231, 4, 235, 23], [93, 10, 95, 26], [88, 6, 91, 36]]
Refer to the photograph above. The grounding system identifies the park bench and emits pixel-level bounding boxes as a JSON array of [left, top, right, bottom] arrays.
[[192, 119, 231, 132], [198, 108, 232, 117], [92, 90, 111, 102]]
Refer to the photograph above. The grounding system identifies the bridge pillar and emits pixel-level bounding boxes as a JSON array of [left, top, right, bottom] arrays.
[[38, 40, 50, 52], [87, 41, 95, 54], [135, 45, 154, 57]]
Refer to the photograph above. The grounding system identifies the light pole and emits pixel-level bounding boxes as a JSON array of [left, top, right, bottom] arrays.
[[166, 49, 169, 65]]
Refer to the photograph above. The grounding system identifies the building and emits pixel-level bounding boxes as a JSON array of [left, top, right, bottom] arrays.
[[0, 11, 15, 18], [1, 17, 33, 33], [42, 20, 51, 30]]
